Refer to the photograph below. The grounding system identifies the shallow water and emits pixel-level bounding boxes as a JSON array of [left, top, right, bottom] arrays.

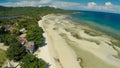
[[70, 11, 120, 40]]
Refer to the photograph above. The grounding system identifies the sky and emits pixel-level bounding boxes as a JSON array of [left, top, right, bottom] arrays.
[[0, 0, 120, 13]]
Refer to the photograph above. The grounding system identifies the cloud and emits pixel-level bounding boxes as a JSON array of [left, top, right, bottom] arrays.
[[0, 0, 53, 7], [0, 0, 120, 13], [0, 1, 38, 7], [87, 2, 96, 8], [105, 2, 112, 7], [50, 1, 81, 9], [50, 1, 120, 13], [39, 0, 52, 4]]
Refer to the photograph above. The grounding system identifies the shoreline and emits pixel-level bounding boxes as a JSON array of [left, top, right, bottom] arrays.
[[70, 16, 120, 40], [36, 14, 81, 68], [36, 14, 120, 68]]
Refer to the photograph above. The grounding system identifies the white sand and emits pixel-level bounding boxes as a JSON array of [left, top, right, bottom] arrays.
[[0, 43, 9, 50], [36, 14, 120, 68], [2, 60, 20, 68], [36, 14, 81, 68], [34, 33, 60, 68]]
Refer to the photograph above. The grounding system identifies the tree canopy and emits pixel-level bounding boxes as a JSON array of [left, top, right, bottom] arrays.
[[7, 42, 26, 61], [3, 34, 18, 46], [0, 6, 72, 67], [26, 25, 44, 47], [20, 54, 47, 68], [0, 6, 72, 17]]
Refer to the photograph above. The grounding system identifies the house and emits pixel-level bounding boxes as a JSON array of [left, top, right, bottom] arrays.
[[18, 33, 35, 53], [4, 25, 13, 32], [18, 34, 27, 45], [24, 41, 35, 53], [19, 28, 26, 34]]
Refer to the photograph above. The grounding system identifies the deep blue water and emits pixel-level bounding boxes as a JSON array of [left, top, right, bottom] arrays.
[[70, 10, 120, 40]]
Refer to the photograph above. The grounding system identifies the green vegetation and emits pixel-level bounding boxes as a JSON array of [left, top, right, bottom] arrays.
[[7, 42, 26, 61], [20, 54, 47, 68], [71, 32, 83, 39], [64, 28, 100, 45], [0, 6, 71, 67], [83, 29, 102, 36], [0, 49, 7, 68], [0, 18, 19, 43], [53, 27, 58, 30], [4, 34, 18, 46], [26, 25, 44, 47], [71, 31, 100, 45], [111, 40, 120, 48], [113, 50, 120, 59], [106, 40, 120, 59], [59, 33, 116, 68], [64, 28, 83, 39], [0, 6, 72, 17]]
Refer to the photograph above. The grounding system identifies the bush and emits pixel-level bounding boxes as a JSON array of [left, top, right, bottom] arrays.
[[7, 42, 26, 61], [26, 26, 44, 47], [4, 34, 17, 46], [20, 54, 47, 68]]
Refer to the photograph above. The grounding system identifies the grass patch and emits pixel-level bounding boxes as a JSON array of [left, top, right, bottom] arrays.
[[64, 28, 100, 45], [112, 47, 120, 59], [85, 39, 100, 45], [64, 28, 83, 39], [59, 33, 114, 68], [111, 40, 120, 48], [53, 27, 58, 30], [0, 49, 7, 68], [106, 41, 120, 59], [64, 28, 69, 32], [71, 32, 100, 45], [71, 32, 83, 39], [59, 33, 67, 38], [54, 58, 60, 62], [113, 51, 120, 59], [84, 29, 102, 36], [54, 58, 63, 68]]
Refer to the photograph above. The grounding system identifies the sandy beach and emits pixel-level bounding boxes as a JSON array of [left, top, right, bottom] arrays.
[[0, 43, 9, 50], [36, 14, 120, 68]]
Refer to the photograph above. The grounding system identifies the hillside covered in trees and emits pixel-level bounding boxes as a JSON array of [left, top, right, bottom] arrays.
[[0, 6, 71, 17]]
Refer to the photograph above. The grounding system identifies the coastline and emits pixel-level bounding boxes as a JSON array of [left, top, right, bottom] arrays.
[[36, 14, 120, 68], [36, 14, 81, 68]]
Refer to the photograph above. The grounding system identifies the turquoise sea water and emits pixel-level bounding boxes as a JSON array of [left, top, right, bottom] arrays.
[[70, 10, 120, 40]]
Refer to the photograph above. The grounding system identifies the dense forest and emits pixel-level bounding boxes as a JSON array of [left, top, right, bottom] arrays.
[[0, 6, 71, 17]]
